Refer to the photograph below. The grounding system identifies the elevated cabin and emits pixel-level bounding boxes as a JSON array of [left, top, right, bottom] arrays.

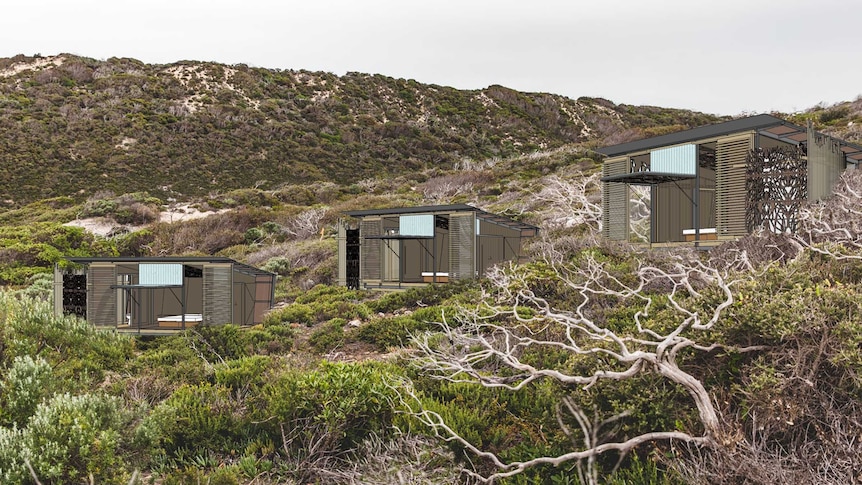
[[338, 204, 538, 290], [54, 257, 276, 335], [597, 115, 862, 247]]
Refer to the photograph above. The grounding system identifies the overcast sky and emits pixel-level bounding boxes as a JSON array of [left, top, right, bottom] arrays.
[[2, 0, 860, 116]]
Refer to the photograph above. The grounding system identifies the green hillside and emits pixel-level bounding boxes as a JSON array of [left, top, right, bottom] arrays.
[[2, 52, 862, 484], [0, 53, 720, 205]]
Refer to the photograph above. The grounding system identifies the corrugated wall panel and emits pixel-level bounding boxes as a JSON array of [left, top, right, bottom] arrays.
[[399, 214, 434, 236], [360, 219, 382, 281], [808, 126, 844, 201], [87, 265, 116, 327], [651, 144, 696, 175], [602, 159, 629, 240], [139, 263, 183, 286], [716, 134, 752, 237], [203, 264, 232, 325], [449, 213, 475, 280]]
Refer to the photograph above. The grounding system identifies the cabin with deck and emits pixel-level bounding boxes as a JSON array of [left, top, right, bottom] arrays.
[[338, 204, 538, 290], [597, 115, 862, 247], [54, 257, 276, 335]]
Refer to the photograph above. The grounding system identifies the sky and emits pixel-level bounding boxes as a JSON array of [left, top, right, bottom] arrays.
[[2, 0, 860, 116]]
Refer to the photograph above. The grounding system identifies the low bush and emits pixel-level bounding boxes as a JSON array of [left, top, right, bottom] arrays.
[[309, 318, 347, 353], [264, 303, 314, 326], [0, 393, 130, 484], [256, 361, 399, 453], [1, 355, 55, 426]]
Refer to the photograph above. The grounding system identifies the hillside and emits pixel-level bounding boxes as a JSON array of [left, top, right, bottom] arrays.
[[0, 53, 723, 205]]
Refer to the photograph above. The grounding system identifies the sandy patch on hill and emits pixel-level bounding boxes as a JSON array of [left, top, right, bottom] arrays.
[[64, 204, 228, 237], [63, 217, 138, 237], [159, 204, 228, 223], [0, 55, 67, 78]]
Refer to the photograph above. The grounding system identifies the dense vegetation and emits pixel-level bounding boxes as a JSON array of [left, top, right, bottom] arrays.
[[2, 53, 862, 483], [0, 53, 722, 205]]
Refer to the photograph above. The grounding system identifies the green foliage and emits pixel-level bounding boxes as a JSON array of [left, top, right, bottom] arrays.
[[0, 292, 134, 386], [352, 314, 429, 350], [0, 393, 129, 484], [264, 303, 314, 326], [133, 324, 292, 385], [292, 284, 371, 323], [0, 222, 118, 284], [1, 355, 55, 426], [309, 318, 347, 353], [261, 256, 292, 275], [139, 382, 242, 456], [213, 355, 273, 390], [365, 280, 477, 314], [257, 361, 398, 452]]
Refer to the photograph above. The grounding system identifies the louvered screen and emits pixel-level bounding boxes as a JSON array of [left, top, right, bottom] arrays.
[[203, 265, 232, 325], [807, 127, 844, 201], [602, 159, 629, 240], [449, 213, 475, 280], [716, 135, 752, 237], [360, 219, 382, 281], [87, 265, 116, 327]]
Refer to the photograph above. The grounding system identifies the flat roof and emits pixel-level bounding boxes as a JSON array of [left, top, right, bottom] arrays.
[[344, 204, 539, 234], [596, 115, 788, 157], [597, 114, 862, 165], [65, 257, 275, 277], [344, 204, 480, 217]]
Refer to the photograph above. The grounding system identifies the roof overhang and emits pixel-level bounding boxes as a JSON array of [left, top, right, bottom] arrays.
[[597, 114, 787, 157], [597, 113, 862, 166]]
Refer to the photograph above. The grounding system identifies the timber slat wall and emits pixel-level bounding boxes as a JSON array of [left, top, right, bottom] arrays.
[[716, 134, 752, 237], [808, 126, 844, 201], [449, 213, 475, 280], [87, 265, 116, 327], [602, 159, 629, 240], [360, 219, 382, 281], [204, 265, 232, 325]]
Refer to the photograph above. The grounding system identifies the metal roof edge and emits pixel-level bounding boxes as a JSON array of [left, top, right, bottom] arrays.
[[343, 204, 479, 217], [597, 114, 790, 157], [343, 204, 540, 234], [64, 256, 275, 276]]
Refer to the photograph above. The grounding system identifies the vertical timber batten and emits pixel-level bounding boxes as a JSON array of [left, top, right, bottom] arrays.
[[602, 158, 629, 241], [807, 125, 844, 201], [88, 264, 117, 327], [449, 212, 476, 280], [716, 133, 752, 237], [203, 264, 232, 325], [360, 218, 382, 283]]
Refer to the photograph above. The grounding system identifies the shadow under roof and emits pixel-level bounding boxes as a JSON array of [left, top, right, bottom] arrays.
[[600, 172, 696, 185]]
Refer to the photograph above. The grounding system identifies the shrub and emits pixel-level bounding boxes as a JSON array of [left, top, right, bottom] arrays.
[[263, 303, 314, 326], [351, 315, 427, 350], [262, 256, 292, 275], [309, 318, 347, 353], [138, 383, 243, 457], [1, 355, 54, 426], [213, 355, 273, 390], [5, 393, 129, 484], [257, 362, 399, 453], [0, 292, 134, 385]]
